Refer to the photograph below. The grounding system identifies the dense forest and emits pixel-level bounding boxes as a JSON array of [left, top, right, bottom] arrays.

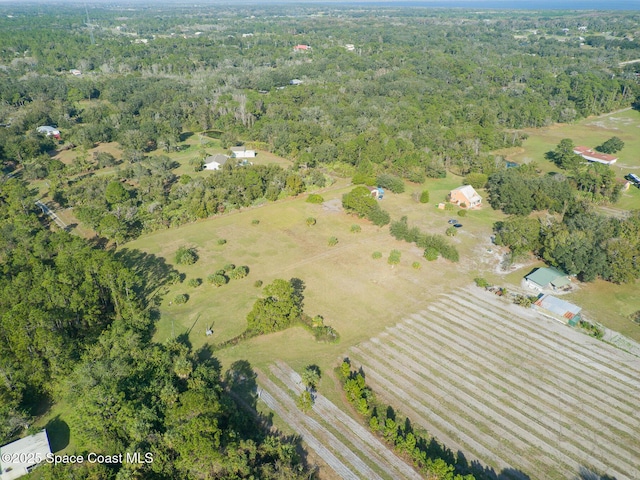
[[2, 4, 640, 478], [0, 177, 312, 478]]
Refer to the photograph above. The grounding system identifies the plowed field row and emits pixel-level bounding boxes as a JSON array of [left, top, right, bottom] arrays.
[[349, 288, 640, 480], [450, 292, 640, 396], [269, 361, 423, 480], [436, 298, 640, 421], [390, 318, 636, 476], [413, 308, 638, 442], [258, 364, 420, 479], [256, 373, 360, 480], [460, 289, 640, 386]]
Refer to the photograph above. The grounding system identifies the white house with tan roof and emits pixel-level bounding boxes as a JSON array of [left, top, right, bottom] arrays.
[[449, 185, 482, 208]]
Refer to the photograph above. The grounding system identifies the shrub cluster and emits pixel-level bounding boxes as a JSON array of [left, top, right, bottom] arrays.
[[173, 293, 188, 304], [300, 314, 340, 343], [339, 360, 477, 479], [376, 173, 405, 193], [207, 264, 249, 286], [175, 246, 198, 265], [342, 186, 391, 227], [306, 193, 324, 204], [387, 249, 401, 265], [389, 217, 459, 262]]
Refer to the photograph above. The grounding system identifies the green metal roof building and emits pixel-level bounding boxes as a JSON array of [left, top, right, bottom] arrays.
[[525, 267, 570, 291]]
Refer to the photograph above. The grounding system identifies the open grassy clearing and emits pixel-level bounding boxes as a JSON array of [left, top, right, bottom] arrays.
[[348, 287, 640, 480], [123, 174, 503, 370], [499, 108, 640, 209]]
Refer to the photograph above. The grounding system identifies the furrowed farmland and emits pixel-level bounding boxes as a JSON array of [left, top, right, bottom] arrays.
[[257, 361, 422, 480], [348, 287, 640, 480]]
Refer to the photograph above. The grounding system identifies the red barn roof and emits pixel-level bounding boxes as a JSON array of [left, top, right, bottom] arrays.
[[573, 146, 617, 165]]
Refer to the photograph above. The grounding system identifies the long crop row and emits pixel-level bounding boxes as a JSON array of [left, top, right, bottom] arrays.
[[257, 364, 421, 479], [349, 287, 640, 480]]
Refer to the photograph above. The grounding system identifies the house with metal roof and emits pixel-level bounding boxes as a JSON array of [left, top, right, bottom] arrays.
[[532, 294, 582, 326], [573, 146, 617, 165], [1, 430, 51, 480], [449, 185, 482, 208], [525, 267, 570, 292]]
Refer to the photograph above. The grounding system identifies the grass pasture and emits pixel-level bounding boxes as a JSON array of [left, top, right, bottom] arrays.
[[124, 177, 502, 376], [349, 287, 640, 480], [500, 107, 640, 209]]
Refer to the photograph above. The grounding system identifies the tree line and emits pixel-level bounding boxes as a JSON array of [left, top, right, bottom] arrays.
[[488, 164, 640, 283], [0, 177, 314, 478]]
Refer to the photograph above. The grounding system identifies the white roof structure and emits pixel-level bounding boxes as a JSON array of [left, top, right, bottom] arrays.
[[0, 430, 51, 480], [573, 146, 617, 165], [451, 185, 482, 207], [229, 146, 256, 158], [36, 126, 60, 136], [533, 294, 582, 321], [203, 154, 229, 171]]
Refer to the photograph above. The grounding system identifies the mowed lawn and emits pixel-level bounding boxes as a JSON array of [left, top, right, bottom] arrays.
[[124, 176, 503, 377]]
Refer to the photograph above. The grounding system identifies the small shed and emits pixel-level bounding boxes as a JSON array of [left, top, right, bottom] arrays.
[[533, 294, 582, 326], [1, 430, 51, 480], [525, 267, 570, 291]]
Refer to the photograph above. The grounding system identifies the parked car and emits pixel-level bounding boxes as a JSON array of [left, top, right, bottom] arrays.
[[625, 173, 640, 184], [448, 219, 458, 224], [453, 223, 463, 228]]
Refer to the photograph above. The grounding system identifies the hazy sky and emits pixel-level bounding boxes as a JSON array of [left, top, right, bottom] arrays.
[[1, 0, 638, 8]]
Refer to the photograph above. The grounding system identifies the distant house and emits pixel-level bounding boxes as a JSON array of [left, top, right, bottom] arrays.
[[533, 294, 582, 326], [203, 154, 229, 171], [293, 44, 311, 51], [36, 126, 60, 140], [345, 44, 355, 51], [525, 267, 570, 292], [229, 146, 256, 159], [69, 69, 81, 76], [1, 430, 51, 480], [449, 185, 482, 208], [573, 146, 618, 165], [366, 186, 384, 199], [289, 79, 303, 85]]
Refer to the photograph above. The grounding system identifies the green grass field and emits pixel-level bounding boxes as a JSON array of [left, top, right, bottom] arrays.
[[123, 176, 502, 374], [497, 107, 640, 209]]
